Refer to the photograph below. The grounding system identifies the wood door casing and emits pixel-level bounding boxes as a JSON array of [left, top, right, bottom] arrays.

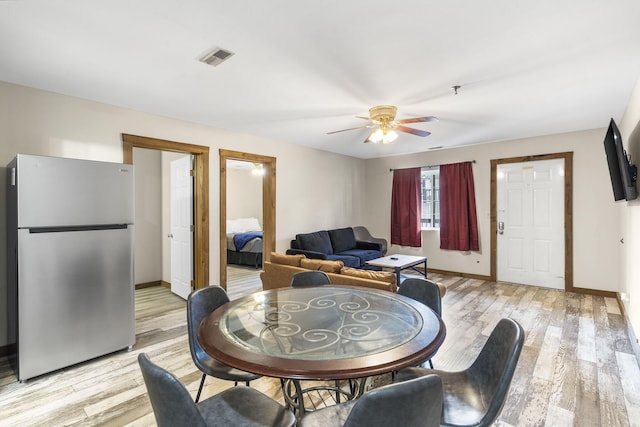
[[490, 152, 575, 292], [122, 133, 209, 289], [220, 149, 276, 291]]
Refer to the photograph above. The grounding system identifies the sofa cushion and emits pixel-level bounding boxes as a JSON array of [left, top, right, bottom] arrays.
[[270, 252, 305, 267], [340, 267, 397, 286], [337, 249, 382, 264], [297, 231, 333, 255], [301, 258, 344, 273], [325, 254, 360, 268], [328, 227, 357, 254]]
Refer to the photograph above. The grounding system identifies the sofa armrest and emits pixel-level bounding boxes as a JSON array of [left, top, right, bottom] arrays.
[[355, 241, 383, 252], [285, 249, 328, 259]]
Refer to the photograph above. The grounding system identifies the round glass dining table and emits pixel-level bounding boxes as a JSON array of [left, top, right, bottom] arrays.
[[197, 285, 446, 381]]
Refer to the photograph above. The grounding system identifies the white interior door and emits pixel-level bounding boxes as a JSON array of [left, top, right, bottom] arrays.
[[170, 155, 193, 300], [497, 159, 565, 289]]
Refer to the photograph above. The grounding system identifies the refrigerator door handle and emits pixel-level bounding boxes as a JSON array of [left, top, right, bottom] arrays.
[[28, 224, 129, 233]]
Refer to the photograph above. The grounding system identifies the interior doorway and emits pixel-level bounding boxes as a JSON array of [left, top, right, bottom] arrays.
[[219, 149, 276, 291], [490, 152, 573, 291], [122, 134, 210, 290]]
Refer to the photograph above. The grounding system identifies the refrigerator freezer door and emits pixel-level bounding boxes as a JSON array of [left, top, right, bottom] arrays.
[[17, 226, 135, 381], [16, 154, 134, 228]]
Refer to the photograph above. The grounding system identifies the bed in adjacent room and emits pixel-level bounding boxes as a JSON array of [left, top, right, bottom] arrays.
[[226, 217, 263, 268]]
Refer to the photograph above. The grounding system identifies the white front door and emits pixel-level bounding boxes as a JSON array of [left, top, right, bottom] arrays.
[[170, 155, 193, 300], [497, 158, 565, 289]]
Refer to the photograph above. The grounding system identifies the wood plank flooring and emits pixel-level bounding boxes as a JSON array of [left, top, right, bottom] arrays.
[[0, 268, 639, 426]]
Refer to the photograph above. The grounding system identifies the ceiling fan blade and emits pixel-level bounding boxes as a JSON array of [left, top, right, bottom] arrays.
[[395, 125, 431, 137], [395, 116, 439, 124], [327, 125, 372, 135], [355, 116, 371, 121]]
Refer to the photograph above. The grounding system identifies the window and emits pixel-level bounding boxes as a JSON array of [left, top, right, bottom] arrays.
[[421, 168, 440, 229]]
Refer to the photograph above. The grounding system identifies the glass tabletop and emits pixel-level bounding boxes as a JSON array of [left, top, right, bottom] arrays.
[[220, 286, 423, 360], [198, 285, 445, 380]]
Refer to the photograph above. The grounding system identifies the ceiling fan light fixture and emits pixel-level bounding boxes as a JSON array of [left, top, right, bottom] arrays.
[[368, 128, 384, 143], [367, 127, 398, 144], [382, 129, 398, 144]]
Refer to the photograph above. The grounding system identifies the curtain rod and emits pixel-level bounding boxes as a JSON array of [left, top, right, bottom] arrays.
[[389, 160, 475, 172]]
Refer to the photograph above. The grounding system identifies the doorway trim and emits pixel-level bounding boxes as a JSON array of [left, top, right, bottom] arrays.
[[220, 149, 276, 291], [490, 152, 573, 291], [122, 133, 209, 290]]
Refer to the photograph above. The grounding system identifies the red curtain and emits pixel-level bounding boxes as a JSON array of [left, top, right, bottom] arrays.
[[391, 167, 422, 247], [440, 162, 479, 251]]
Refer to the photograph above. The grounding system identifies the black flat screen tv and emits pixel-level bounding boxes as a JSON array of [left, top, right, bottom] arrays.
[[603, 118, 637, 201]]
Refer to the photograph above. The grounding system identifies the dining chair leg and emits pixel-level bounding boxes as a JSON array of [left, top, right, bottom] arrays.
[[195, 373, 206, 403]]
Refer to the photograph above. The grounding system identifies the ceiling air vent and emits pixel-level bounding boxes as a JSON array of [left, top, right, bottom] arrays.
[[199, 47, 235, 67]]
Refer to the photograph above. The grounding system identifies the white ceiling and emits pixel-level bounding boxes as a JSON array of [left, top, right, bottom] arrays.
[[1, 0, 639, 159]]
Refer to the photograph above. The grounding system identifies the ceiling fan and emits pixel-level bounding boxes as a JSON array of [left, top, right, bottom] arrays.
[[327, 105, 438, 144]]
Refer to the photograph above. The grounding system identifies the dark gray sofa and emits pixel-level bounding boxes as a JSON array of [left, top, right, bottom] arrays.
[[286, 227, 383, 268]]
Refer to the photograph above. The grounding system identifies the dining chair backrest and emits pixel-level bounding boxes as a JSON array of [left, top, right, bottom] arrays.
[[138, 353, 208, 427], [394, 318, 524, 427], [467, 317, 524, 426], [290, 270, 331, 286], [398, 278, 442, 316], [187, 286, 230, 369], [344, 374, 442, 427]]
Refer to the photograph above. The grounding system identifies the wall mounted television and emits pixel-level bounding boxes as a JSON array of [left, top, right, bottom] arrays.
[[603, 118, 637, 201]]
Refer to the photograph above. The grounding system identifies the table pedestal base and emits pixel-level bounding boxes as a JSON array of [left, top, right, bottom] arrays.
[[281, 378, 368, 416]]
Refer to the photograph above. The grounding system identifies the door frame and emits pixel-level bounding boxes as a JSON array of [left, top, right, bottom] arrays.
[[122, 133, 209, 290], [220, 149, 276, 291], [490, 152, 573, 291]]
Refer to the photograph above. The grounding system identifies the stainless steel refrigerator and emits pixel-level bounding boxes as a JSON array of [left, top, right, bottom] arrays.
[[7, 154, 135, 381]]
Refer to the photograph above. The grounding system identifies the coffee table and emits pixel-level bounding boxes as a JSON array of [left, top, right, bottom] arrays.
[[365, 254, 427, 285]]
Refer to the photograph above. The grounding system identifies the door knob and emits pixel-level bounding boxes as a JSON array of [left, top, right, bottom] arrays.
[[498, 221, 504, 235]]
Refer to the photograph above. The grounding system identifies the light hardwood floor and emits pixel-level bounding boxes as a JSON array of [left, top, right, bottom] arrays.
[[1, 268, 639, 426]]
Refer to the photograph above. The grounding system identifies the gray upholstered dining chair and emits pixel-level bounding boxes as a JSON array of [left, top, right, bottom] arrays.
[[299, 374, 443, 427], [187, 286, 261, 402], [290, 270, 331, 286], [397, 278, 443, 368], [395, 318, 525, 427], [138, 353, 296, 427]]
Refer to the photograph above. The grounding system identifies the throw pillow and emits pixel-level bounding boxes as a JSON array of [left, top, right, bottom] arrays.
[[270, 252, 305, 267], [340, 267, 397, 286], [301, 258, 344, 273]]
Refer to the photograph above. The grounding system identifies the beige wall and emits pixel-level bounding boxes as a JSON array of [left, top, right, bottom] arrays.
[[227, 167, 263, 223], [619, 76, 640, 344], [132, 148, 163, 285], [364, 128, 621, 292], [0, 81, 366, 347]]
